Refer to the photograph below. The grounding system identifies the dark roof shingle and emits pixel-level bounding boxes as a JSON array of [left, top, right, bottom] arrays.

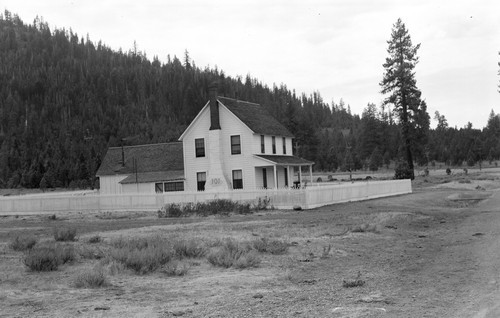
[[96, 142, 184, 177], [218, 97, 294, 137]]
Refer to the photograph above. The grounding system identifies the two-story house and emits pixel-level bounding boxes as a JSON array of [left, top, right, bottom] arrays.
[[179, 86, 313, 192], [96, 86, 313, 194]]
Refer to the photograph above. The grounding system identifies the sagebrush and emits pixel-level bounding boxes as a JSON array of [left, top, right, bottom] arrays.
[[23, 243, 75, 271], [9, 235, 37, 251], [73, 265, 108, 288], [53, 227, 78, 241], [207, 238, 260, 269]]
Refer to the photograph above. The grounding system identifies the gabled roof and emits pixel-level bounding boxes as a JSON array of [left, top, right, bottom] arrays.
[[96, 142, 184, 177], [255, 154, 314, 166], [218, 97, 294, 137]]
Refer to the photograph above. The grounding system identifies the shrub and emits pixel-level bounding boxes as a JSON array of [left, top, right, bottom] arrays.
[[158, 199, 257, 218], [77, 245, 106, 260], [10, 235, 37, 251], [73, 265, 108, 288], [173, 239, 205, 259], [342, 271, 365, 288], [252, 238, 288, 255], [161, 260, 190, 276], [253, 197, 271, 210], [233, 250, 261, 269], [236, 203, 251, 214], [110, 246, 174, 274], [24, 247, 60, 271], [23, 243, 75, 271], [109, 236, 174, 274], [350, 223, 378, 233], [394, 160, 414, 179], [88, 235, 102, 244], [54, 227, 77, 242], [342, 278, 365, 288], [207, 239, 260, 269]]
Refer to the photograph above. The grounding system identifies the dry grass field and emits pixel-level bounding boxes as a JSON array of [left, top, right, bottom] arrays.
[[1, 169, 500, 317]]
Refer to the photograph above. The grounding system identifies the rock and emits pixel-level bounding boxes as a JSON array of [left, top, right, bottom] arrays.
[[253, 293, 264, 299], [293, 205, 302, 211], [94, 306, 110, 311]]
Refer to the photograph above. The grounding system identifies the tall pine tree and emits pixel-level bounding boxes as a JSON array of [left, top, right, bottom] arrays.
[[380, 18, 428, 179]]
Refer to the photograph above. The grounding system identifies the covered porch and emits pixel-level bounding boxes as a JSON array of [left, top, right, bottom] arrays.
[[254, 155, 314, 189]]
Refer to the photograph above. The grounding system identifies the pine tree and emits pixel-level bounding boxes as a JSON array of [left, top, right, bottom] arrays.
[[380, 18, 427, 179]]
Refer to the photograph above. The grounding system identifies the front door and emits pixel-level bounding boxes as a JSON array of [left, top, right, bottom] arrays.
[[262, 168, 267, 189]]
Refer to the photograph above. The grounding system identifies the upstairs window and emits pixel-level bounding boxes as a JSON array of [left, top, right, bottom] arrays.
[[272, 136, 276, 154], [195, 138, 205, 157], [232, 170, 243, 189], [231, 135, 241, 155], [282, 137, 286, 154], [197, 172, 206, 191], [260, 135, 265, 153]]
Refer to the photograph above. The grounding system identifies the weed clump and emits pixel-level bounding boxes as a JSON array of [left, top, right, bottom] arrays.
[[161, 260, 190, 276], [343, 272, 365, 288], [23, 243, 75, 271], [108, 236, 174, 274], [173, 239, 206, 259], [73, 265, 108, 288], [252, 238, 288, 255], [9, 235, 37, 251], [349, 223, 379, 234], [207, 238, 260, 269], [88, 235, 102, 244], [54, 227, 78, 242]]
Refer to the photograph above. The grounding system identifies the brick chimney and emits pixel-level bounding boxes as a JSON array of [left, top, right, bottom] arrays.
[[209, 83, 221, 130]]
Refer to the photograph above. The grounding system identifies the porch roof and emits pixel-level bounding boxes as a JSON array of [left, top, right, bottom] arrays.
[[254, 154, 314, 166]]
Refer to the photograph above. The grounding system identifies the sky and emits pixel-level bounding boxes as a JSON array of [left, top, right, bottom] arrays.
[[3, 0, 500, 129]]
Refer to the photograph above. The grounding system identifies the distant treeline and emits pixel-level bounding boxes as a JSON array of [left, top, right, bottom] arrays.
[[0, 10, 499, 189]]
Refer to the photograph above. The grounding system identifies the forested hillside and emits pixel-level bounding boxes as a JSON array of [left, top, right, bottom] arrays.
[[0, 11, 499, 189]]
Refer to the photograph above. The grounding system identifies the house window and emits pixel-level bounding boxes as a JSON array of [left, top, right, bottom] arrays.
[[261, 135, 265, 153], [282, 137, 286, 154], [197, 172, 206, 191], [272, 136, 276, 154], [195, 138, 205, 157], [231, 135, 241, 155], [155, 182, 164, 193], [165, 182, 184, 192], [232, 170, 243, 189]]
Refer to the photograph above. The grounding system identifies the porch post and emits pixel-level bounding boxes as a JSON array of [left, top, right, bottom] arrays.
[[309, 165, 313, 186], [298, 166, 302, 188], [287, 165, 290, 188], [273, 165, 278, 189]]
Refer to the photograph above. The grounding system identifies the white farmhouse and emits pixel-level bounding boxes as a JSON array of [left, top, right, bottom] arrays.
[[97, 86, 313, 194]]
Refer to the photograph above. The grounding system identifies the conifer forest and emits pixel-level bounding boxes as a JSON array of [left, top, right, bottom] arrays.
[[0, 11, 499, 189]]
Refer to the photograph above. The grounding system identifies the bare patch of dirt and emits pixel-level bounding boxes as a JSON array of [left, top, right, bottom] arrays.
[[1, 170, 500, 317]]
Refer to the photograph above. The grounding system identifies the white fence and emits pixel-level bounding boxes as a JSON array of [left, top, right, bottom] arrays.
[[0, 179, 411, 214]]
